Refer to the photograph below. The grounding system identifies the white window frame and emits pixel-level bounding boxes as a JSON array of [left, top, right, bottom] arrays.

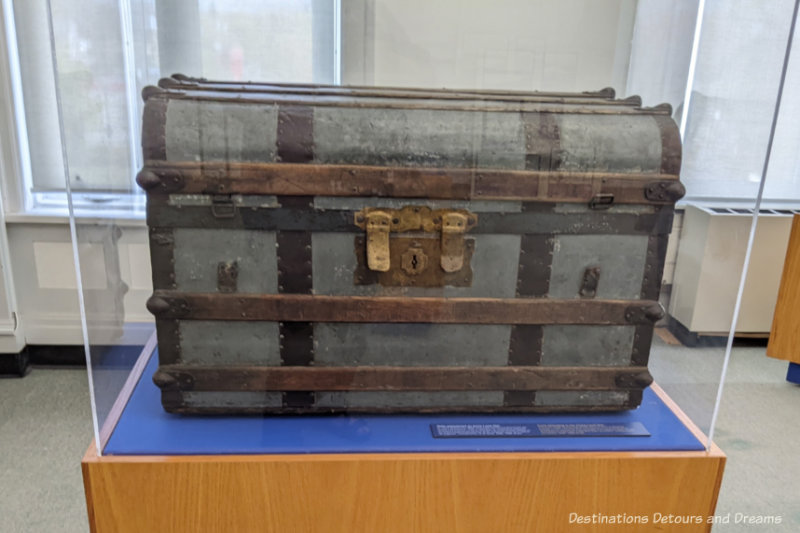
[[1, 0, 33, 216], [0, 0, 342, 221]]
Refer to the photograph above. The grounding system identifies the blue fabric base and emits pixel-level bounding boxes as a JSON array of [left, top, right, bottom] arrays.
[[104, 350, 705, 455], [788, 362, 800, 384]]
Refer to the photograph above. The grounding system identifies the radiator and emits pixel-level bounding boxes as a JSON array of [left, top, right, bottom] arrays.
[[669, 203, 797, 335]]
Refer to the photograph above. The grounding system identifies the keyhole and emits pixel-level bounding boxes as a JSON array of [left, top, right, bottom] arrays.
[[401, 246, 427, 276]]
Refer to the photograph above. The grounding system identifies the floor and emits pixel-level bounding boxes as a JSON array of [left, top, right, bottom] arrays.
[[650, 337, 800, 531], [0, 366, 92, 533], [0, 336, 798, 532]]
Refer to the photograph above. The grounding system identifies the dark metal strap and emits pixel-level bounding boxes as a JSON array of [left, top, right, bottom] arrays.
[[141, 99, 167, 160], [154, 318, 181, 365], [149, 227, 176, 290], [505, 325, 544, 407], [652, 115, 682, 175], [516, 232, 554, 297], [277, 105, 314, 163], [276, 195, 315, 407], [523, 112, 561, 171], [146, 206, 675, 236], [506, 219, 555, 407], [631, 325, 656, 367], [279, 322, 314, 366], [641, 233, 670, 300], [276, 236, 313, 294]]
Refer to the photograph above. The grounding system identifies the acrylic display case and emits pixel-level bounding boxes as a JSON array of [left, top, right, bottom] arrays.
[[10, 0, 799, 530]]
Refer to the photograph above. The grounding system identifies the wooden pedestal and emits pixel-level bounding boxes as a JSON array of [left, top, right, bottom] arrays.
[[768, 214, 800, 364], [82, 385, 725, 533]]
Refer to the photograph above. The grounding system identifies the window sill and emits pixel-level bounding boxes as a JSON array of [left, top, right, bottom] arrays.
[[6, 197, 799, 227], [4, 208, 146, 227], [678, 197, 800, 212]]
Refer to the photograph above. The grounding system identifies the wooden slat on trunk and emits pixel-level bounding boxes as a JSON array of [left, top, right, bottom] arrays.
[[138, 161, 683, 204], [146, 292, 664, 325], [153, 365, 653, 392]]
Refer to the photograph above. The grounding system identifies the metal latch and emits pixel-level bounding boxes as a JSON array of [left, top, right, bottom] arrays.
[[579, 266, 601, 298], [211, 194, 236, 218], [217, 260, 239, 292], [440, 212, 468, 272], [365, 210, 392, 272], [589, 193, 614, 210], [355, 206, 477, 274]]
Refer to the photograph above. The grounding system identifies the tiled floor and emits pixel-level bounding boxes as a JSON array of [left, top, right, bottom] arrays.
[[0, 337, 798, 532]]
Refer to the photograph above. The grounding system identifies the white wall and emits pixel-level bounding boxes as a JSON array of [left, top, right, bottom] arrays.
[[5, 222, 151, 346]]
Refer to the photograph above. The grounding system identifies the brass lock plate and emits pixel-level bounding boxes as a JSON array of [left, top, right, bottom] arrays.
[[401, 246, 429, 276], [354, 206, 477, 284], [354, 206, 478, 234], [354, 236, 475, 288]]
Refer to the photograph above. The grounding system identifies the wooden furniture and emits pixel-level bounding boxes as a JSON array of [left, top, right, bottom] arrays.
[[768, 214, 800, 365], [82, 384, 725, 533]]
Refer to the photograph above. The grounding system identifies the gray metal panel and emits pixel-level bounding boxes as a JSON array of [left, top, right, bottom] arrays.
[[549, 234, 648, 299], [178, 320, 281, 365], [165, 100, 278, 162], [312, 233, 520, 297], [552, 203, 655, 215], [313, 107, 525, 169], [314, 323, 511, 366], [159, 98, 673, 174], [540, 325, 635, 367], [182, 391, 283, 408], [313, 197, 522, 213], [315, 391, 504, 408], [474, 110, 526, 170], [168, 194, 280, 208], [534, 391, 628, 407], [556, 114, 662, 173], [173, 228, 278, 293], [456, 234, 521, 298]]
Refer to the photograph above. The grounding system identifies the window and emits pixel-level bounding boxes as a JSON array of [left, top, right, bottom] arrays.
[[680, 0, 800, 201], [4, 0, 337, 215]]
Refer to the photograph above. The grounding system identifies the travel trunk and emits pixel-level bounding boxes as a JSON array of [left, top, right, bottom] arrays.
[[139, 75, 684, 414]]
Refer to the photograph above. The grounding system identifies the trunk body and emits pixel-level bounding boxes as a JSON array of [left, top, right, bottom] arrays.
[[139, 76, 683, 414]]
